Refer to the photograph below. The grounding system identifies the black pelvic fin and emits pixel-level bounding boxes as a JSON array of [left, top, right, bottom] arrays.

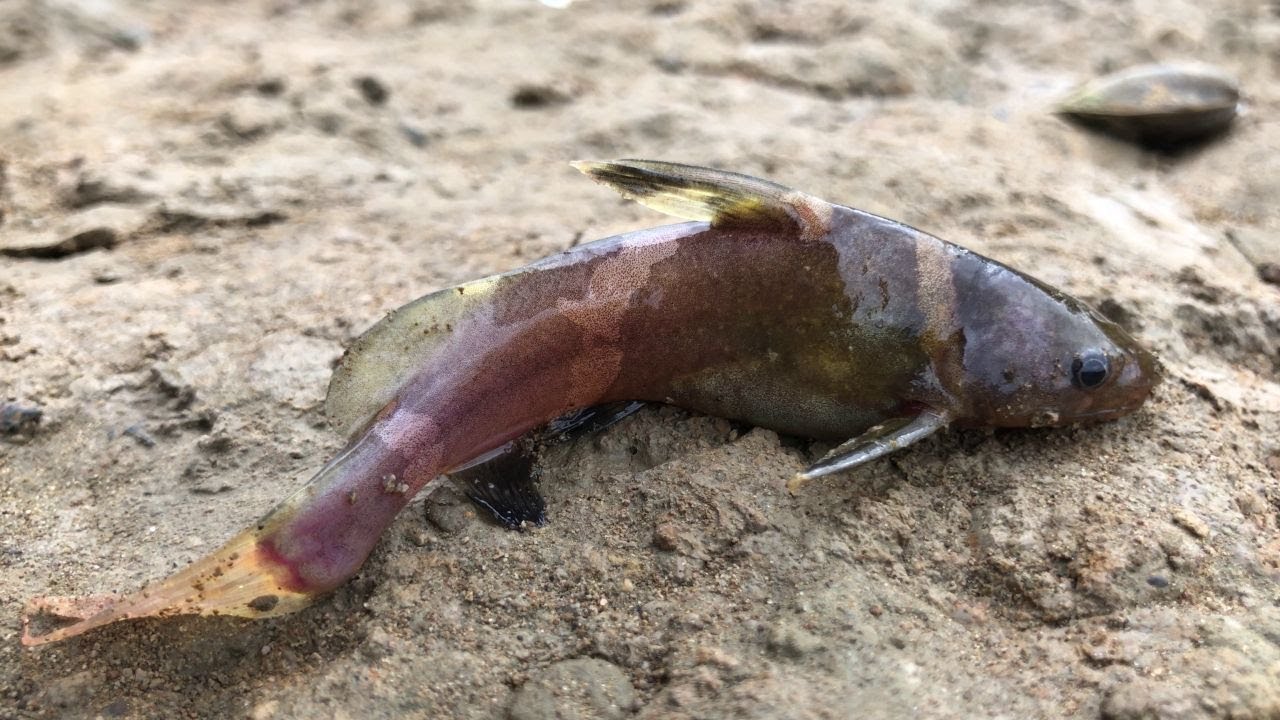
[[454, 441, 547, 530], [453, 402, 647, 530]]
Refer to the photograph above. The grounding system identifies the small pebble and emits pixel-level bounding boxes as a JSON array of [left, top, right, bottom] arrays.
[[510, 83, 572, 109], [399, 123, 429, 147], [1172, 508, 1211, 539], [0, 403, 42, 434], [355, 75, 389, 106], [255, 78, 286, 96], [652, 522, 680, 551]]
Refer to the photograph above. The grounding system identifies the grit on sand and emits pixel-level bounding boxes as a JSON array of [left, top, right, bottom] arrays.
[[1, 1, 1278, 718]]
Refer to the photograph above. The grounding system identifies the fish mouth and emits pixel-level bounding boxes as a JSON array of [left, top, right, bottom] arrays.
[[1065, 375, 1157, 423], [1040, 371, 1157, 425], [1064, 402, 1145, 423]]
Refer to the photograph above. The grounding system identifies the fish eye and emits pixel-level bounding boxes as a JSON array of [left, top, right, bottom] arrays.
[[1072, 351, 1109, 389]]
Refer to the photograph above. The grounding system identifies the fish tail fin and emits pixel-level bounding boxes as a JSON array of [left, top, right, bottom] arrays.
[[23, 423, 437, 646], [22, 527, 306, 646]]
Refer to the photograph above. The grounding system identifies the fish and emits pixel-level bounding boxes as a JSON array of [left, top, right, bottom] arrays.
[[21, 160, 1160, 646]]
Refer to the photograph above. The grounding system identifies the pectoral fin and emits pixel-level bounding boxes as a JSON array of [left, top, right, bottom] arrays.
[[788, 410, 950, 493], [572, 160, 833, 241]]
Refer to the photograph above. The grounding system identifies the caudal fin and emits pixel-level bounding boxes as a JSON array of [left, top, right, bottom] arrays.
[[22, 528, 308, 646]]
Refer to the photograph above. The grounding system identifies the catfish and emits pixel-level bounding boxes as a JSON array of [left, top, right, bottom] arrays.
[[22, 160, 1159, 645]]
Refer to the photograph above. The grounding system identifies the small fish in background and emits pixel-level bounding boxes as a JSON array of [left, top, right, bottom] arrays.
[[22, 160, 1160, 646], [1057, 63, 1241, 149]]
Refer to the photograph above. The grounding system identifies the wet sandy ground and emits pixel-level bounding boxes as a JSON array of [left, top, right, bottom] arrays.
[[1, 1, 1278, 718]]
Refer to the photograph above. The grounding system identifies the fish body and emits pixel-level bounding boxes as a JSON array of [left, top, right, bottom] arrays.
[[23, 161, 1159, 645]]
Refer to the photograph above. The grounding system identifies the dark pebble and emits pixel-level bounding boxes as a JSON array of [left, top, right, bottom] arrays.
[[399, 123, 429, 148], [0, 403, 42, 434], [355, 75, 389, 106], [652, 522, 680, 551], [247, 594, 279, 612], [510, 84, 572, 109], [255, 77, 286, 96]]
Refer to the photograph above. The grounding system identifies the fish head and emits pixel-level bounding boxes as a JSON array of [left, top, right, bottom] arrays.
[[957, 271, 1161, 428]]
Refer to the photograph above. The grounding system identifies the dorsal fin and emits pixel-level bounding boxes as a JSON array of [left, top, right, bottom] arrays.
[[325, 275, 499, 439], [572, 160, 833, 241]]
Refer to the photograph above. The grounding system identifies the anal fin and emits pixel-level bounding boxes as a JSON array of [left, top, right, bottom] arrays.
[[452, 402, 646, 529], [454, 441, 546, 529], [788, 410, 950, 493]]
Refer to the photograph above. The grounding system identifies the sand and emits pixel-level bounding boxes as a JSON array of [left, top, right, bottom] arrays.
[[1, 1, 1278, 718]]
